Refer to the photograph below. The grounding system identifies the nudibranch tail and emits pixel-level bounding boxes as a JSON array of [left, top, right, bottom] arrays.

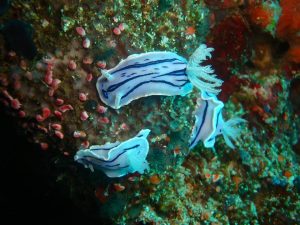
[[186, 44, 223, 94], [221, 117, 246, 149]]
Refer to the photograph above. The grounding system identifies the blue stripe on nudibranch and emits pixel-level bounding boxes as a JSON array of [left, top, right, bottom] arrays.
[[110, 58, 182, 75], [96, 51, 192, 109], [74, 129, 151, 178], [90, 146, 118, 151], [152, 69, 186, 78], [189, 92, 224, 149], [80, 158, 130, 169], [102, 90, 108, 99], [106, 72, 157, 92], [121, 79, 190, 100], [173, 62, 186, 65], [87, 144, 140, 163], [89, 142, 121, 151], [189, 100, 208, 148], [105, 69, 185, 93], [215, 110, 221, 131], [100, 163, 121, 168], [80, 159, 124, 168]]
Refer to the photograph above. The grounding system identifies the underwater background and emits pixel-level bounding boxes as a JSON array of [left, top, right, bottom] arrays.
[[0, 0, 300, 224]]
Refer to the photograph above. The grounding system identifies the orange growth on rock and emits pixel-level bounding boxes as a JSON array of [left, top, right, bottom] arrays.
[[205, 173, 211, 179], [201, 210, 211, 220], [212, 174, 221, 183], [232, 175, 242, 191], [276, 0, 300, 40], [185, 26, 196, 35], [283, 170, 292, 178], [165, 136, 170, 142], [173, 147, 181, 155], [149, 174, 160, 185], [248, 5, 273, 29], [95, 186, 108, 203], [287, 43, 300, 64], [278, 154, 284, 162], [251, 105, 268, 120], [113, 183, 125, 192]]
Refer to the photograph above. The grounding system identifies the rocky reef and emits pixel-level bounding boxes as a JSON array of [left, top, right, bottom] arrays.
[[0, 0, 299, 224]]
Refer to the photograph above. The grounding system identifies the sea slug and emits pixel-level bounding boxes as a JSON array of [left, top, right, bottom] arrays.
[[74, 129, 151, 177]]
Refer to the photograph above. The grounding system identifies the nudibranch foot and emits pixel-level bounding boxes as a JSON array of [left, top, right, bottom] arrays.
[[186, 44, 223, 94], [74, 129, 151, 178]]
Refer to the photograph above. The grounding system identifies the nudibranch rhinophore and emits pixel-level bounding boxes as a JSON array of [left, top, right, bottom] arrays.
[[96, 44, 222, 109], [189, 92, 245, 149], [74, 129, 151, 177]]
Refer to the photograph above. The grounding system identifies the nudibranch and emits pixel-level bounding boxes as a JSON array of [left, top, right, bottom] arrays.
[[96, 52, 192, 109], [189, 92, 245, 149], [96, 44, 221, 109], [74, 129, 151, 177]]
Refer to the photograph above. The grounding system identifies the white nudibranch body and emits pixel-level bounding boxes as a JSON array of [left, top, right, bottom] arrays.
[[97, 44, 223, 109], [189, 92, 245, 149], [74, 129, 151, 178], [97, 52, 193, 109]]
